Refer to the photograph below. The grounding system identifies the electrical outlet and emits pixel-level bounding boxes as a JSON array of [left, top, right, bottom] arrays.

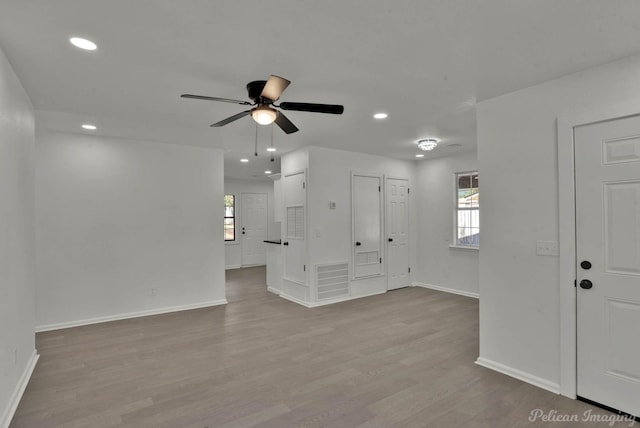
[[536, 240, 559, 256]]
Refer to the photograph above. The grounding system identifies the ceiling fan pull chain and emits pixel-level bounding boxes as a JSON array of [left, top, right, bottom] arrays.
[[271, 123, 275, 162], [254, 123, 258, 157]]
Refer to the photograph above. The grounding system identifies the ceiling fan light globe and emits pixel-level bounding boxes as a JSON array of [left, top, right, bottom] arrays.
[[251, 106, 277, 125], [416, 138, 438, 151]]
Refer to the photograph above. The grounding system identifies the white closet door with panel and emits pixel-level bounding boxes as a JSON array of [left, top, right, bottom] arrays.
[[352, 173, 383, 279], [283, 171, 306, 284], [386, 178, 410, 290], [241, 192, 268, 266]]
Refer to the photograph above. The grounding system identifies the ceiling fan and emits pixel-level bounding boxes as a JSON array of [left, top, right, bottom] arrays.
[[181, 75, 344, 134]]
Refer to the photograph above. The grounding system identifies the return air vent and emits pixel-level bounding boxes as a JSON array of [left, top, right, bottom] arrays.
[[316, 262, 350, 301]]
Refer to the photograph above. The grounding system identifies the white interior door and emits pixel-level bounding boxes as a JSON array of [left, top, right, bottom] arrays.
[[241, 192, 268, 266], [386, 178, 410, 290], [353, 174, 383, 278], [283, 171, 306, 284], [575, 115, 640, 417]]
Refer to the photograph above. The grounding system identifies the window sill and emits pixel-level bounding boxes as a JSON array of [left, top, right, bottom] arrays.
[[225, 241, 240, 246], [449, 244, 479, 251]]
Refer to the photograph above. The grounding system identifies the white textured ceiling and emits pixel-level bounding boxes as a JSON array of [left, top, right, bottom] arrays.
[[1, 1, 640, 180]]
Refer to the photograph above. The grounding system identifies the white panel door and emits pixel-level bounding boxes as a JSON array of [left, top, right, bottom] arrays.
[[386, 178, 410, 290], [353, 174, 382, 278], [241, 193, 268, 266], [575, 115, 640, 417], [283, 171, 306, 284]]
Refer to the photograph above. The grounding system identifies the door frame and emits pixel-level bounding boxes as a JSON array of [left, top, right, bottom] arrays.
[[384, 175, 410, 290], [557, 101, 640, 399]]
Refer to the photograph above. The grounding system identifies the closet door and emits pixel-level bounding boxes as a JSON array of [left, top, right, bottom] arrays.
[[386, 178, 410, 290], [241, 192, 268, 266], [283, 171, 306, 284], [352, 173, 383, 278]]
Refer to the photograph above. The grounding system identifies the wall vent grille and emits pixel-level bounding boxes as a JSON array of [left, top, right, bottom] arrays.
[[316, 262, 350, 301]]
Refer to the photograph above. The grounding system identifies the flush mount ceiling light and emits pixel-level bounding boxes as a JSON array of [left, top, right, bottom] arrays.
[[81, 124, 97, 130], [266, 147, 277, 152], [415, 154, 425, 158], [264, 170, 272, 174], [417, 138, 438, 151], [251, 105, 277, 125], [373, 112, 388, 119], [240, 158, 249, 163], [70, 37, 97, 51]]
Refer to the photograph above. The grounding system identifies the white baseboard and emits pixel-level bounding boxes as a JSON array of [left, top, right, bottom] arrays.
[[226, 264, 266, 270], [310, 290, 387, 307], [475, 357, 560, 394], [412, 282, 479, 299], [279, 290, 387, 308], [267, 287, 280, 295], [35, 299, 228, 332], [1, 350, 39, 428], [225, 264, 242, 270], [279, 292, 312, 308]]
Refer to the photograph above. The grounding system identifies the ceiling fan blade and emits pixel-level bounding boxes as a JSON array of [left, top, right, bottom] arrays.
[[181, 94, 252, 105], [210, 110, 251, 127], [275, 111, 299, 134], [260, 75, 291, 101], [279, 102, 344, 114]]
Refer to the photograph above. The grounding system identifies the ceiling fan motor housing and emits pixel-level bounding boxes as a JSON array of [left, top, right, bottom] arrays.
[[247, 80, 268, 103]]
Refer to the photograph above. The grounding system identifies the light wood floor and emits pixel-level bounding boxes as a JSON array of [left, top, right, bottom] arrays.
[[12, 267, 623, 427]]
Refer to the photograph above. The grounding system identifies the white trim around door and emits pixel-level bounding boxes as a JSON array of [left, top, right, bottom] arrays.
[[557, 99, 640, 400]]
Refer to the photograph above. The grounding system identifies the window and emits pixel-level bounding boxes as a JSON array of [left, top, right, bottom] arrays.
[[224, 194, 235, 241], [455, 172, 479, 247]]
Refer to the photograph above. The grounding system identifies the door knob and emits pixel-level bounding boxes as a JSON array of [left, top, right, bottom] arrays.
[[355, 242, 362, 246], [580, 261, 592, 270], [388, 238, 393, 242], [579, 279, 593, 289]]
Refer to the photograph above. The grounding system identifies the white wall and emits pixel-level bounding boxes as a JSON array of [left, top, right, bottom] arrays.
[[35, 131, 226, 330], [477, 54, 640, 390], [224, 178, 275, 269], [414, 151, 479, 297], [307, 146, 417, 300], [0, 47, 37, 427]]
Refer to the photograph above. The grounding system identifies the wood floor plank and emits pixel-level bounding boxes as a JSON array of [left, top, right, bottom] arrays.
[[10, 266, 625, 427]]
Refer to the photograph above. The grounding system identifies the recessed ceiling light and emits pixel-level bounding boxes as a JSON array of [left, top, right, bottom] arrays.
[[82, 124, 97, 130], [240, 158, 249, 163], [373, 113, 388, 120], [415, 154, 425, 158], [70, 37, 97, 51], [264, 170, 272, 174], [266, 147, 277, 152]]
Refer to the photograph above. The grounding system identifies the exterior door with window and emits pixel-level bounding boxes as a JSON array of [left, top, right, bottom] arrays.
[[386, 178, 410, 290], [575, 115, 640, 417], [241, 193, 268, 266]]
